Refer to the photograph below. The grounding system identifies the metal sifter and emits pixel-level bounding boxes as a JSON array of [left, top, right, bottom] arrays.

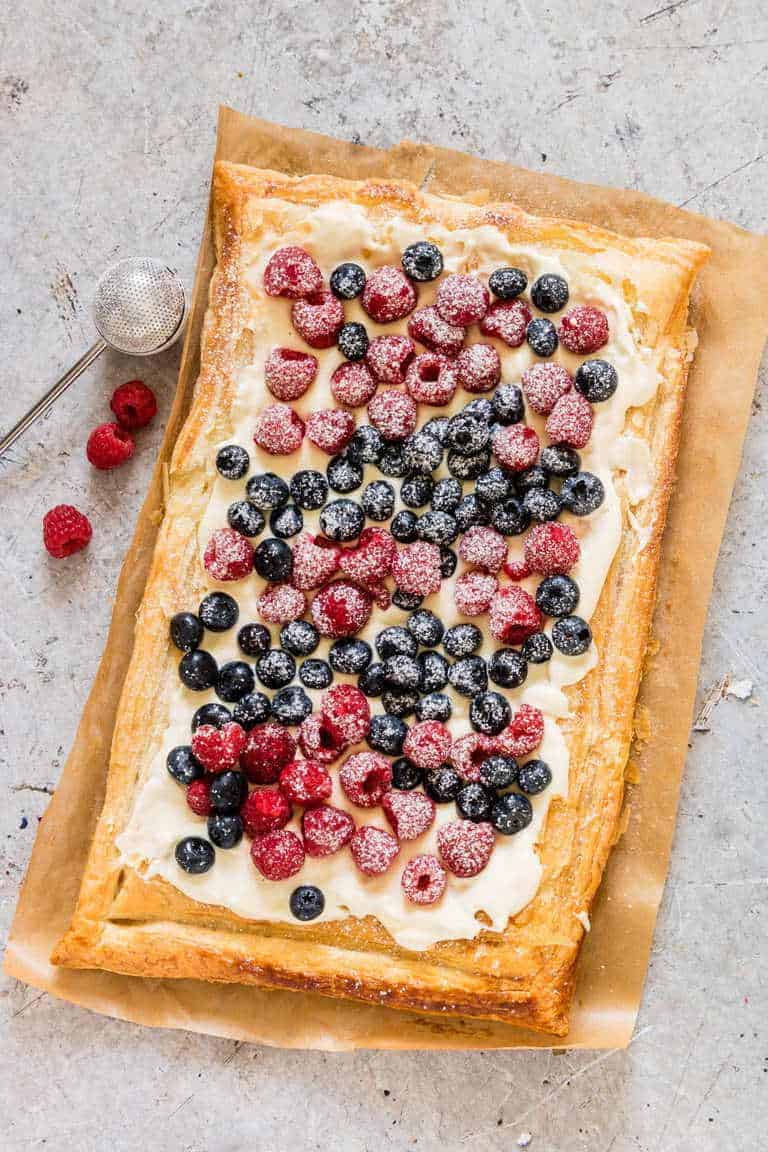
[[1, 257, 187, 456]]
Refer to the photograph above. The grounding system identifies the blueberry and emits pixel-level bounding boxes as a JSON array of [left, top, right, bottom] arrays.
[[455, 493, 491, 532], [523, 488, 562, 523], [227, 499, 265, 537], [400, 475, 433, 509], [376, 626, 418, 659], [383, 654, 421, 691], [407, 609, 444, 648], [392, 589, 424, 610], [216, 444, 249, 480], [526, 317, 558, 357], [402, 240, 443, 282], [246, 472, 289, 509], [272, 685, 314, 724], [560, 472, 604, 516], [515, 465, 550, 494], [367, 713, 408, 755], [290, 469, 328, 510], [540, 444, 581, 477], [329, 639, 372, 675], [446, 413, 490, 456], [417, 510, 459, 546], [330, 261, 366, 300], [347, 424, 384, 465], [338, 321, 369, 361], [492, 496, 532, 535], [362, 480, 396, 520], [479, 754, 518, 791], [418, 650, 449, 693], [470, 690, 511, 735], [431, 477, 463, 513], [447, 447, 491, 480], [217, 660, 255, 702], [403, 430, 443, 475], [319, 498, 365, 542], [391, 510, 420, 542], [170, 611, 203, 652], [377, 442, 408, 477], [439, 546, 458, 578], [530, 273, 569, 313], [463, 397, 495, 423], [298, 659, 334, 690], [575, 359, 618, 403], [207, 813, 243, 849], [489, 266, 527, 299], [422, 416, 451, 444], [475, 468, 513, 506], [267, 501, 302, 539], [358, 662, 387, 697], [166, 745, 203, 786], [456, 782, 494, 822], [391, 757, 423, 790], [517, 759, 552, 795], [233, 692, 271, 728], [199, 592, 239, 632], [256, 649, 296, 688], [290, 884, 326, 921], [280, 619, 319, 656], [492, 383, 524, 425], [191, 702, 232, 731], [522, 632, 553, 664], [415, 692, 452, 722], [448, 655, 488, 696], [536, 574, 580, 617], [489, 648, 528, 688], [209, 770, 247, 812], [253, 538, 293, 582], [179, 649, 218, 691], [237, 622, 271, 657], [382, 687, 420, 717], [425, 765, 461, 803], [326, 454, 364, 494], [491, 792, 533, 834], [175, 837, 215, 874], [443, 623, 482, 657], [552, 615, 592, 655]]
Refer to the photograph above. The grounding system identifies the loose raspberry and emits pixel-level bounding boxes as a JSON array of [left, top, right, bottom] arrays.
[[407, 306, 465, 356], [437, 820, 495, 878], [521, 363, 573, 415], [503, 556, 532, 581], [403, 721, 452, 772], [558, 305, 609, 354], [456, 344, 501, 393], [361, 265, 417, 323], [311, 580, 372, 637], [330, 361, 377, 407], [110, 379, 157, 429], [392, 541, 442, 595], [291, 534, 340, 591], [401, 855, 446, 905], [350, 826, 400, 876], [263, 246, 323, 299], [292, 291, 345, 349], [454, 571, 498, 616], [253, 403, 305, 455], [498, 703, 545, 758], [492, 423, 540, 472], [339, 751, 392, 807], [435, 273, 489, 326], [190, 722, 246, 773], [545, 392, 594, 449], [203, 528, 253, 581], [251, 829, 305, 880], [321, 683, 371, 745], [404, 353, 459, 406], [186, 778, 212, 816], [255, 583, 307, 624], [382, 790, 436, 840], [278, 760, 333, 807], [264, 348, 318, 401], [86, 421, 135, 470], [241, 788, 293, 837], [524, 522, 581, 576], [42, 504, 92, 558], [306, 408, 356, 454], [242, 722, 297, 784], [489, 585, 543, 645], [338, 526, 397, 589], [365, 334, 416, 385], [480, 299, 532, 347], [450, 734, 498, 782], [298, 714, 347, 764], [458, 525, 507, 573], [302, 805, 355, 857], [367, 388, 417, 440]]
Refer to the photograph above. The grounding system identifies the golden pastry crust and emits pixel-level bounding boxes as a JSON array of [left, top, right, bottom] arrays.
[[53, 163, 708, 1036]]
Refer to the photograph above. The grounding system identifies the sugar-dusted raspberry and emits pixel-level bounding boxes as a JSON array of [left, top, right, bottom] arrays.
[[339, 751, 392, 807], [497, 703, 545, 758], [253, 402, 305, 455], [251, 828, 305, 880], [306, 408, 355, 455], [291, 291, 345, 349], [545, 392, 594, 449], [456, 343, 501, 394], [203, 528, 253, 581], [403, 720, 452, 771], [255, 583, 307, 624], [190, 721, 246, 773], [503, 556, 532, 581], [291, 534, 340, 591], [437, 820, 495, 878], [338, 526, 397, 589], [524, 522, 580, 576], [330, 361, 377, 407], [458, 525, 507, 572], [407, 306, 465, 356], [311, 580, 372, 637], [42, 504, 92, 558], [242, 721, 297, 784], [365, 334, 416, 385], [241, 788, 292, 837], [321, 683, 371, 745], [382, 790, 436, 840], [350, 826, 400, 876], [404, 353, 459, 406], [186, 777, 212, 816], [367, 388, 417, 440], [265, 348, 318, 401], [435, 273, 489, 326], [263, 246, 323, 299], [279, 759, 333, 807], [86, 421, 135, 470], [489, 585, 543, 645], [492, 423, 540, 472], [361, 265, 417, 324], [392, 540, 442, 595], [480, 299, 532, 347], [369, 581, 392, 611], [450, 733, 498, 782], [302, 804, 355, 857], [298, 714, 347, 764], [558, 305, 609, 355], [521, 363, 573, 416], [401, 854, 446, 905], [454, 571, 498, 616], [110, 379, 157, 429]]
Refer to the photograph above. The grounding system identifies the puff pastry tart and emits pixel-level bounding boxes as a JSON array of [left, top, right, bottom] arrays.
[[53, 162, 708, 1036]]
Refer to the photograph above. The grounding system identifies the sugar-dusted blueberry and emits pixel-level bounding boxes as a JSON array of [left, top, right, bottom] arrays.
[[523, 488, 562, 523], [417, 510, 459, 546], [254, 537, 293, 582], [515, 465, 549, 494], [298, 659, 333, 691], [216, 444, 250, 480], [326, 454, 364, 494], [227, 499, 265, 537], [479, 754, 518, 791], [329, 638, 372, 674], [425, 765, 462, 803], [272, 684, 314, 725], [290, 883, 326, 921], [540, 444, 581, 477], [403, 430, 443, 475], [574, 359, 618, 403], [330, 261, 366, 300], [179, 649, 218, 691], [454, 493, 490, 532], [446, 412, 490, 456], [338, 321, 369, 362], [439, 545, 458, 578], [530, 273, 569, 313], [382, 686, 419, 718], [448, 655, 488, 696], [358, 661, 387, 697], [170, 611, 203, 653], [407, 609, 444, 648], [490, 498, 531, 538], [418, 650, 450, 693], [470, 690, 512, 735], [208, 812, 244, 849], [392, 589, 423, 610], [402, 241, 443, 282], [367, 713, 408, 755], [526, 316, 558, 357], [376, 625, 418, 659], [536, 574, 580, 617], [456, 781, 494, 822], [522, 632, 553, 664], [475, 468, 512, 507], [347, 424, 384, 465], [415, 692, 452, 722], [361, 480, 396, 521], [191, 702, 231, 731], [492, 383, 525, 425], [208, 771, 247, 816], [377, 442, 409, 478], [431, 477, 462, 513], [400, 475, 433, 509], [280, 619, 319, 656], [233, 691, 271, 728], [552, 615, 592, 655], [560, 472, 605, 515], [246, 471, 289, 509], [256, 649, 296, 689], [392, 757, 423, 790], [447, 446, 491, 480], [463, 397, 495, 423], [443, 623, 482, 657], [489, 266, 527, 300], [199, 591, 239, 632], [319, 498, 365, 542], [290, 469, 328, 511], [216, 660, 255, 702], [517, 758, 552, 795], [491, 792, 533, 834], [422, 415, 451, 444], [383, 654, 421, 691], [175, 836, 215, 874], [166, 745, 203, 786], [237, 622, 271, 657], [489, 648, 528, 689], [391, 510, 419, 542], [270, 503, 304, 539]]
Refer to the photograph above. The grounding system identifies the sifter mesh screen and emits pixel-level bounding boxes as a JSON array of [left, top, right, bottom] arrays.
[[92, 257, 186, 354]]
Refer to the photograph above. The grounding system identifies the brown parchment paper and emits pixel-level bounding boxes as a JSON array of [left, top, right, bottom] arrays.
[[5, 107, 768, 1050]]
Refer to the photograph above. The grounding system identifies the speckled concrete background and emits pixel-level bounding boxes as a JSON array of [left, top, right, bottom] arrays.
[[1, 2, 766, 1149]]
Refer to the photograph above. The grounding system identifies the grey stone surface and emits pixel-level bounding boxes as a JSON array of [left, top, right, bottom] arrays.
[[1, 1, 766, 1148]]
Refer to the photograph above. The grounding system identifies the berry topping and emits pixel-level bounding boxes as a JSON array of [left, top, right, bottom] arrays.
[[391, 757, 423, 790], [337, 321, 370, 362], [406, 608, 444, 648], [280, 618, 319, 657], [209, 769, 248, 812], [376, 626, 418, 659], [321, 682, 371, 745], [253, 403, 305, 455], [574, 358, 618, 402], [347, 424, 385, 465], [407, 306, 465, 357], [377, 442, 409, 477], [279, 760, 333, 807], [526, 317, 558, 357], [255, 648, 296, 689], [469, 690, 512, 736], [263, 246, 323, 298], [497, 703, 545, 758], [190, 722, 246, 773], [365, 334, 416, 385], [404, 353, 459, 406], [265, 348, 318, 402], [368, 388, 418, 440], [456, 343, 501, 394], [237, 622, 271, 658], [491, 792, 533, 835], [536, 573, 580, 617], [233, 692, 272, 728], [540, 444, 581, 477], [247, 472, 290, 509], [290, 884, 325, 920], [458, 525, 507, 572], [454, 571, 498, 616], [110, 379, 157, 429], [488, 647, 528, 688], [530, 273, 569, 313], [521, 363, 573, 415], [256, 583, 307, 624], [382, 789, 436, 840], [558, 305, 609, 354], [338, 526, 396, 588], [447, 654, 487, 697], [167, 745, 204, 786], [203, 528, 253, 582], [402, 241, 444, 282], [241, 787, 293, 837], [287, 471, 326, 513], [242, 721, 296, 784], [326, 453, 364, 494], [339, 751, 392, 806], [403, 720, 452, 771], [522, 632, 553, 664], [42, 504, 92, 558], [489, 266, 527, 299], [561, 471, 605, 515], [489, 585, 543, 645], [86, 422, 135, 470], [401, 855, 446, 904], [297, 660, 332, 691], [306, 408, 355, 454], [312, 580, 372, 637], [392, 540, 442, 595], [479, 753, 518, 790], [503, 556, 532, 581], [443, 622, 482, 657], [518, 758, 552, 794], [319, 498, 365, 543], [186, 779, 212, 816], [546, 392, 594, 449], [206, 812, 242, 850], [289, 534, 338, 590], [523, 487, 562, 523], [302, 804, 356, 857], [330, 361, 377, 408], [479, 299, 532, 347], [390, 510, 419, 543], [363, 479, 397, 519], [552, 614, 592, 655], [251, 829, 305, 880], [491, 385, 524, 428], [178, 649, 218, 691], [435, 273, 489, 326], [215, 444, 250, 481], [330, 262, 366, 300], [350, 826, 400, 876], [438, 820, 495, 877], [227, 500, 265, 537], [450, 733, 498, 782], [270, 502, 304, 538], [175, 836, 215, 874], [298, 713, 346, 763], [361, 265, 417, 323], [492, 423, 540, 472]]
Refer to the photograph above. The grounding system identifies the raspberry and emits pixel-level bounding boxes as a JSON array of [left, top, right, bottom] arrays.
[[369, 581, 392, 610], [279, 760, 333, 807], [42, 504, 92, 558], [558, 305, 609, 354], [492, 423, 540, 471], [480, 299, 532, 347], [263, 246, 323, 299], [365, 334, 416, 385], [251, 829, 305, 880], [253, 403, 305, 455], [437, 820, 495, 878], [450, 733, 498, 782], [255, 583, 307, 624], [392, 541, 441, 595], [524, 522, 580, 576], [311, 580, 372, 637], [382, 790, 436, 840], [203, 528, 253, 581], [402, 720, 451, 771], [367, 388, 417, 440], [242, 722, 297, 784], [503, 556, 532, 581], [86, 421, 135, 470], [339, 751, 392, 807], [330, 362, 377, 407], [435, 273, 489, 326], [298, 714, 347, 764], [291, 534, 340, 591], [186, 778, 212, 816], [190, 722, 246, 773], [498, 703, 545, 758], [521, 363, 573, 415], [545, 392, 594, 449], [110, 379, 157, 429], [241, 787, 293, 836], [302, 804, 355, 857], [454, 571, 498, 616], [407, 306, 465, 356], [321, 683, 371, 745], [404, 353, 459, 406], [291, 291, 345, 349], [264, 348, 318, 401], [338, 527, 397, 588], [489, 585, 543, 645], [458, 525, 507, 572], [361, 265, 417, 324], [456, 344, 501, 393], [401, 854, 446, 904], [350, 826, 400, 876], [306, 408, 355, 454]]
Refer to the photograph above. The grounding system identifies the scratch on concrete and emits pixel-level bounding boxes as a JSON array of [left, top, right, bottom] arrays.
[[12, 782, 55, 795], [640, 0, 695, 23], [12, 991, 47, 1018], [3, 75, 29, 110], [678, 152, 766, 207], [49, 263, 79, 342]]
